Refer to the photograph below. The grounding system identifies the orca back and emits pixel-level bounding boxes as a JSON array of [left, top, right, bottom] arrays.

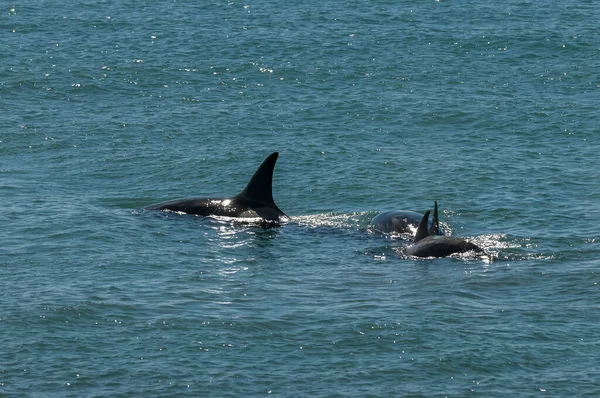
[[409, 204, 484, 258], [145, 152, 288, 222]]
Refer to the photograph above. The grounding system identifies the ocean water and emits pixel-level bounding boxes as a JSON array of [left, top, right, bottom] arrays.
[[2, 1, 600, 396]]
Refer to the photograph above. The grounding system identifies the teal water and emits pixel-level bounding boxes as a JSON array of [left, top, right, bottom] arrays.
[[2, 1, 600, 396]]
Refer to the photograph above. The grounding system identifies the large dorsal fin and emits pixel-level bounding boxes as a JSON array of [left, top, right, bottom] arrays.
[[429, 201, 440, 235], [238, 152, 288, 221], [414, 210, 431, 243]]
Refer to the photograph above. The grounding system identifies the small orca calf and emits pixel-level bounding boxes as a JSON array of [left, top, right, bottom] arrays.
[[145, 152, 288, 222], [406, 208, 483, 258], [371, 201, 444, 236]]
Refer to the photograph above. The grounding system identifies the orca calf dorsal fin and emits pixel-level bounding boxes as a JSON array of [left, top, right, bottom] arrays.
[[414, 210, 431, 243], [237, 152, 288, 221], [429, 200, 440, 235]]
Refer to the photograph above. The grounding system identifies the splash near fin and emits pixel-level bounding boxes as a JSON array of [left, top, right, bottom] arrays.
[[429, 201, 440, 235], [414, 210, 431, 243], [238, 152, 288, 221]]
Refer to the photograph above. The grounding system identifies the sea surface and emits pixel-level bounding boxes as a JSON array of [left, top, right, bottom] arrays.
[[2, 1, 600, 396]]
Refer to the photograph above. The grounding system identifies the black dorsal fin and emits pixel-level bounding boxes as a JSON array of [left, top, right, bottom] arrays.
[[238, 152, 288, 221], [429, 201, 440, 235], [414, 210, 431, 243]]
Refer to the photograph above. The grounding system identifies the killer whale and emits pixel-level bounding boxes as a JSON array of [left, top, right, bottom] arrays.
[[406, 208, 483, 258], [370, 201, 444, 236], [145, 152, 288, 222]]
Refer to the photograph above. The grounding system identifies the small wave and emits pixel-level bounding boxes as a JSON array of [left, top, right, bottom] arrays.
[[293, 211, 372, 229]]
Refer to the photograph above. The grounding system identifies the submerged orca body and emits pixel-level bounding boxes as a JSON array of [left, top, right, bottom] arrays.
[[406, 209, 483, 258], [371, 201, 444, 236], [145, 152, 288, 222]]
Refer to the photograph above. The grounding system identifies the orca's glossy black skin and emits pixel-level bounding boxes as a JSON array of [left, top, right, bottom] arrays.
[[145, 152, 288, 222], [370, 201, 444, 236], [406, 209, 483, 258]]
